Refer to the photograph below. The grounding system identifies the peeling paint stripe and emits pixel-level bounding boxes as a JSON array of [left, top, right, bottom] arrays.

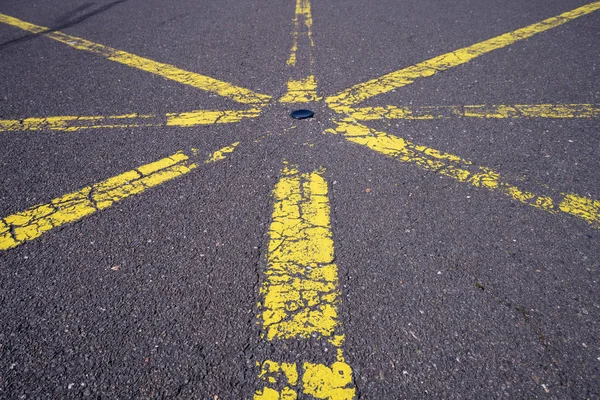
[[0, 13, 272, 105], [279, 75, 322, 103], [344, 104, 600, 120], [330, 120, 600, 229], [0, 143, 239, 251], [260, 165, 343, 342], [255, 165, 355, 399], [326, 2, 600, 108], [0, 109, 261, 132]]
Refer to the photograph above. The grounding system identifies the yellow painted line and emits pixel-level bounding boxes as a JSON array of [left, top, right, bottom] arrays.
[[0, 109, 261, 132], [0, 143, 240, 251], [0, 13, 272, 105], [166, 109, 261, 127], [345, 103, 600, 121], [287, 0, 314, 67], [326, 2, 600, 109], [330, 120, 600, 229], [279, 75, 322, 103], [255, 165, 355, 399], [280, 0, 321, 103]]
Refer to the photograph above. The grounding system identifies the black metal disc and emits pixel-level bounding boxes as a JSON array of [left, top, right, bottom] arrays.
[[290, 109, 314, 119]]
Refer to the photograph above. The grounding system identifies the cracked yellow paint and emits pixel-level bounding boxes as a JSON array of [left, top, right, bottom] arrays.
[[0, 14, 272, 105], [0, 143, 239, 250], [331, 120, 600, 228], [255, 165, 355, 399], [344, 103, 600, 120], [279, 76, 321, 103], [0, 109, 261, 133], [259, 166, 341, 341], [326, 2, 600, 108]]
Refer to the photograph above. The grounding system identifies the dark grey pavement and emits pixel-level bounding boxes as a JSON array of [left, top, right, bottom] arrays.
[[0, 0, 599, 398]]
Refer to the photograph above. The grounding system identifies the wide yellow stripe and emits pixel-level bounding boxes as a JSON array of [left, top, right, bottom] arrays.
[[0, 109, 261, 132], [346, 103, 600, 120], [255, 165, 355, 400], [326, 2, 600, 108], [0, 143, 239, 250], [0, 13, 272, 105], [330, 120, 600, 229]]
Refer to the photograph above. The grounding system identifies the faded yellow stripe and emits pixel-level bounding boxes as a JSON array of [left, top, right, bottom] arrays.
[[345, 104, 600, 120], [287, 0, 314, 67], [0, 143, 239, 251], [279, 75, 322, 103], [165, 109, 261, 127], [326, 2, 600, 108], [0, 13, 272, 105], [255, 165, 355, 399], [330, 120, 600, 229], [0, 109, 261, 132]]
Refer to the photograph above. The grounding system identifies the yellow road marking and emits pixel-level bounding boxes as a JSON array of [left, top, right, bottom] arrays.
[[345, 103, 600, 121], [280, 0, 321, 103], [279, 75, 322, 103], [287, 0, 315, 67], [205, 142, 239, 164], [0, 109, 261, 132], [330, 120, 600, 229], [326, 2, 600, 109], [166, 109, 261, 127], [0, 143, 239, 251], [255, 165, 355, 399], [0, 13, 272, 105]]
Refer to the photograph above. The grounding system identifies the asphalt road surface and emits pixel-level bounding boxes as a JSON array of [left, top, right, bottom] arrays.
[[0, 0, 599, 398]]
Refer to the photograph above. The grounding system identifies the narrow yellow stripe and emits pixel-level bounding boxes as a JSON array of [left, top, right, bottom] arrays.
[[345, 104, 600, 120], [326, 2, 600, 108], [0, 143, 239, 251], [330, 120, 600, 229], [255, 165, 355, 399], [165, 109, 261, 127], [0, 109, 261, 132], [287, 0, 314, 67], [0, 13, 272, 105]]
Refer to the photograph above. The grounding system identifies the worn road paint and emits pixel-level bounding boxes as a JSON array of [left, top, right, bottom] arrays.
[[255, 360, 355, 400], [326, 2, 600, 108], [166, 109, 261, 127], [0, 14, 272, 105], [287, 0, 315, 67], [344, 104, 600, 121], [279, 76, 322, 103], [330, 120, 600, 229], [255, 165, 355, 399], [0, 109, 261, 132], [280, 0, 320, 103], [0, 143, 239, 251], [205, 142, 239, 164]]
